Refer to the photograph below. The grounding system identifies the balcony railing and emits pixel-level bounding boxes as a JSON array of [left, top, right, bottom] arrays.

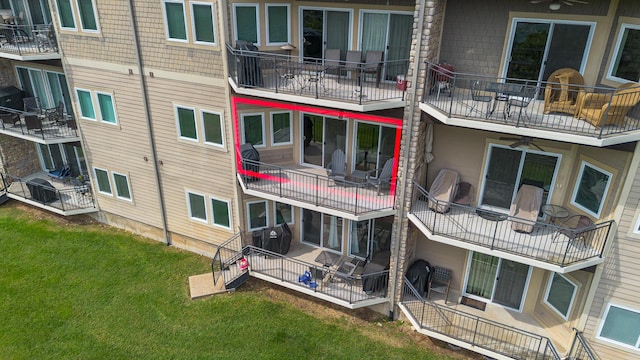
[[245, 245, 389, 306], [1, 173, 95, 213], [400, 279, 561, 360], [239, 159, 395, 217], [0, 24, 58, 56], [410, 182, 612, 268], [0, 106, 77, 141], [567, 329, 597, 360], [227, 44, 408, 105], [422, 61, 640, 140]]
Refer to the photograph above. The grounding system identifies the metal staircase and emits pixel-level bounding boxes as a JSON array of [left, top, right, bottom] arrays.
[[211, 232, 249, 290]]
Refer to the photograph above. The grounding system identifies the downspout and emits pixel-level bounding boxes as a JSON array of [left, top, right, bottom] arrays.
[[126, 0, 170, 245], [388, 0, 427, 320]]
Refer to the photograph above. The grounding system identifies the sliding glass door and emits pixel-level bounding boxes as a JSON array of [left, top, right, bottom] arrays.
[[348, 217, 392, 259], [302, 209, 343, 253], [353, 122, 396, 176], [16, 66, 72, 113], [301, 8, 350, 60], [360, 11, 412, 81], [37, 142, 87, 176], [301, 114, 347, 168]]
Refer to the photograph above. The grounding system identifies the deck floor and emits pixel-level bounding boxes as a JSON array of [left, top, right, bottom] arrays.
[[6, 171, 94, 212]]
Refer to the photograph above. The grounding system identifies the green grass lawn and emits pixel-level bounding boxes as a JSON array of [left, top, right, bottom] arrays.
[[0, 205, 462, 359]]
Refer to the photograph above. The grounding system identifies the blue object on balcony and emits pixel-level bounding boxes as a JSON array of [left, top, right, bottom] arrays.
[[308, 281, 318, 289], [48, 167, 70, 180], [298, 271, 311, 285]]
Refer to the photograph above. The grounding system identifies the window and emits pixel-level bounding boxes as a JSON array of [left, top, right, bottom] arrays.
[[112, 172, 131, 201], [163, 0, 187, 41], [96, 92, 117, 124], [77, 0, 98, 32], [598, 303, 640, 349], [571, 161, 612, 218], [233, 4, 259, 45], [274, 202, 293, 224], [56, 0, 76, 29], [93, 168, 111, 195], [544, 273, 577, 320], [241, 113, 265, 147], [187, 192, 207, 222], [271, 111, 292, 145], [608, 24, 640, 82], [202, 110, 224, 147], [17, 67, 72, 111], [176, 106, 198, 141], [247, 200, 268, 230], [211, 197, 231, 229], [191, 2, 216, 45], [266, 4, 289, 45], [76, 89, 95, 120]]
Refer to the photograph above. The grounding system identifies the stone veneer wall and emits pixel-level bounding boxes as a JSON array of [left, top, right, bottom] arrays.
[[0, 134, 40, 178]]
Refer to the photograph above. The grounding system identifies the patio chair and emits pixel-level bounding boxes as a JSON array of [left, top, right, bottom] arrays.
[[340, 50, 362, 83], [24, 115, 42, 133], [467, 81, 492, 118], [361, 50, 384, 88], [509, 184, 543, 234], [324, 48, 341, 76], [365, 158, 395, 195], [428, 266, 452, 304], [453, 181, 474, 206], [66, 119, 77, 130], [543, 68, 585, 115], [506, 85, 536, 122], [23, 97, 41, 114], [326, 148, 346, 182], [577, 82, 640, 128], [0, 112, 20, 127], [428, 168, 460, 213], [553, 214, 595, 249], [45, 101, 65, 124]]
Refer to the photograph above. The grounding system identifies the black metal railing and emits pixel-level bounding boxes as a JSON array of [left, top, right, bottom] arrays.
[[568, 329, 598, 360], [0, 23, 58, 56], [239, 159, 396, 216], [244, 245, 389, 305], [422, 61, 640, 139], [410, 182, 612, 268], [400, 279, 561, 360], [1, 173, 95, 212], [211, 232, 245, 288], [0, 105, 77, 141], [227, 44, 408, 105]]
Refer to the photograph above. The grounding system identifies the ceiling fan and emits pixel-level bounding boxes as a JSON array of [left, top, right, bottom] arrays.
[[530, 0, 589, 10], [500, 136, 545, 151]]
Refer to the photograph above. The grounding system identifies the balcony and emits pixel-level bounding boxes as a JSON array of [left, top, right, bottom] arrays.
[[0, 24, 59, 61], [421, 62, 640, 147], [0, 106, 78, 144], [408, 183, 612, 273], [1, 172, 96, 216], [399, 279, 562, 360], [237, 160, 396, 221], [227, 45, 407, 112]]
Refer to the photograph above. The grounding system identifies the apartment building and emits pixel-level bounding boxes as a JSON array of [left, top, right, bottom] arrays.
[[0, 0, 639, 359]]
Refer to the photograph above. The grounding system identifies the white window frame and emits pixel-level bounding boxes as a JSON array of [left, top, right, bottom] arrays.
[[232, 3, 260, 45], [201, 110, 224, 148], [570, 161, 612, 218], [240, 112, 266, 148], [75, 88, 96, 121], [93, 167, 112, 195], [175, 105, 199, 142], [190, 1, 217, 46], [186, 191, 208, 223], [246, 200, 269, 231], [77, 0, 100, 33], [270, 111, 292, 146], [111, 171, 132, 201], [162, 0, 189, 43], [273, 201, 294, 225], [543, 273, 577, 321], [95, 91, 118, 125], [210, 196, 232, 230], [607, 23, 640, 83], [265, 3, 290, 46], [55, 0, 78, 31], [597, 302, 640, 351]]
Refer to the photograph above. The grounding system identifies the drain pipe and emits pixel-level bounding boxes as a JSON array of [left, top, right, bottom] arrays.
[[388, 0, 428, 320], [126, 0, 170, 245]]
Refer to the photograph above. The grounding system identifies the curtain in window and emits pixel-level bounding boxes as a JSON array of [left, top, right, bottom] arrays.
[[29, 69, 50, 108], [56, 0, 75, 28], [235, 6, 257, 43], [325, 11, 348, 58], [17, 68, 33, 97], [193, 4, 214, 43], [165, 2, 186, 40], [27, 0, 51, 25], [46, 72, 72, 114], [267, 6, 287, 43], [386, 14, 412, 80], [361, 13, 387, 54], [38, 143, 53, 170], [328, 215, 338, 249], [465, 252, 499, 299]]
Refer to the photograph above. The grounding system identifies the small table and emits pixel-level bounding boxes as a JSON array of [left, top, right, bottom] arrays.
[[486, 82, 523, 119], [347, 170, 368, 184], [541, 204, 569, 224]]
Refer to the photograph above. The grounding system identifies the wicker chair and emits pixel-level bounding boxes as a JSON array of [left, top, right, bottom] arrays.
[[576, 82, 640, 128], [543, 68, 585, 116]]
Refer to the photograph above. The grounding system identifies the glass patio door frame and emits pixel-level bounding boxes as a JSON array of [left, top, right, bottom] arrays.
[[462, 252, 532, 312], [298, 6, 353, 61], [501, 18, 595, 84], [351, 120, 396, 176], [478, 143, 561, 213], [300, 208, 344, 254], [300, 112, 348, 170]]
